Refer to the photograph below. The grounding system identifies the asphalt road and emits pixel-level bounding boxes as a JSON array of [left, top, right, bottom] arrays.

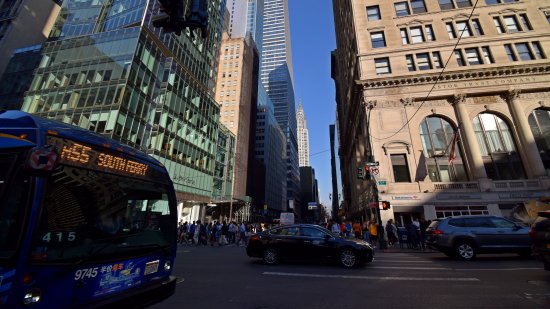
[[150, 245, 550, 309]]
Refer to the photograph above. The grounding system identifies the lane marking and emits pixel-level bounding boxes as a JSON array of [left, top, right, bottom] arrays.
[[176, 278, 185, 284], [262, 272, 479, 281], [376, 260, 433, 263], [369, 266, 451, 270], [455, 267, 541, 271]]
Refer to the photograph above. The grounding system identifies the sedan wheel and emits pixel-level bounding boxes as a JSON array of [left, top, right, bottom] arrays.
[[455, 242, 476, 260], [340, 249, 357, 268], [263, 247, 279, 265]]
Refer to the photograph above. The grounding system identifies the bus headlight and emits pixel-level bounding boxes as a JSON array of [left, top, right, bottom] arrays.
[[164, 261, 171, 271], [22, 288, 41, 305]]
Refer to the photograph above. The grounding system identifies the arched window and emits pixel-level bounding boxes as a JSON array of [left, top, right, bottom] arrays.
[[528, 108, 550, 174], [473, 113, 525, 180], [419, 117, 468, 182]]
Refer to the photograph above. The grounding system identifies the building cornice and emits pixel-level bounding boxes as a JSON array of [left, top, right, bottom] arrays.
[[356, 64, 550, 90]]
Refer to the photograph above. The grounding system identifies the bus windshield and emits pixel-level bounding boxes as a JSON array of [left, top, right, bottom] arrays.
[[30, 164, 175, 264], [0, 149, 32, 261]]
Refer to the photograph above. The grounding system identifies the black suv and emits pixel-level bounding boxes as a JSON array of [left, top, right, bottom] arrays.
[[529, 211, 550, 270], [426, 215, 531, 260]]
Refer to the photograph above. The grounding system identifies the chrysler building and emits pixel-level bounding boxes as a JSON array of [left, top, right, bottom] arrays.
[[297, 99, 310, 167]]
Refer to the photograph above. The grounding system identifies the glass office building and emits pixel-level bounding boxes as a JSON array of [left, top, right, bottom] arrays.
[[255, 84, 286, 214], [22, 0, 231, 207], [261, 0, 299, 208]]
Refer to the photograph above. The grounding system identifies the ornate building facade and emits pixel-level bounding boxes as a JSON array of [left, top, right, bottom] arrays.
[[297, 99, 310, 167], [332, 0, 550, 225]]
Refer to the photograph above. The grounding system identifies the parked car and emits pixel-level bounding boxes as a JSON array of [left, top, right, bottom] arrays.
[[425, 215, 531, 260], [246, 224, 374, 268], [529, 211, 550, 270]]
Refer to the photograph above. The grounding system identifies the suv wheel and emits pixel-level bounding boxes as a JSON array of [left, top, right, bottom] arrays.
[[454, 241, 476, 260]]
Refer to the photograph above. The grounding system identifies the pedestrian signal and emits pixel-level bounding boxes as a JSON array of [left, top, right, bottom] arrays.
[[382, 201, 391, 210], [357, 167, 364, 179], [364, 165, 371, 179]]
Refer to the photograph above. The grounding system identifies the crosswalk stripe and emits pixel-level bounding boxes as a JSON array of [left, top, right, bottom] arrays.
[[262, 272, 479, 281]]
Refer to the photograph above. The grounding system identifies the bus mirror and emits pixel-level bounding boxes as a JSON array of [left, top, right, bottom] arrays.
[[24, 145, 59, 177]]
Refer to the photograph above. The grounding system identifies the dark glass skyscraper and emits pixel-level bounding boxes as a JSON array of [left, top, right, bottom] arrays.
[[261, 0, 299, 209], [21, 0, 232, 214]]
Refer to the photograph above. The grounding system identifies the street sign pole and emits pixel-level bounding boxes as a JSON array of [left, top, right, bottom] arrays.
[[367, 162, 386, 250]]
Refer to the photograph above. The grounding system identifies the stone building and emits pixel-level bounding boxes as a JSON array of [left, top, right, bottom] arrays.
[[215, 33, 257, 202], [332, 0, 550, 225]]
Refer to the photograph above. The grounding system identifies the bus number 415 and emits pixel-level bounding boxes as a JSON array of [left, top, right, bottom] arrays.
[[42, 231, 76, 242]]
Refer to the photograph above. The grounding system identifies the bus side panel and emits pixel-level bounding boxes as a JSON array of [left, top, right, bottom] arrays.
[[0, 268, 16, 306], [22, 254, 174, 308]]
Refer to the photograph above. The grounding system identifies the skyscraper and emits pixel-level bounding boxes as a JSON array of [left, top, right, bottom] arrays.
[[261, 0, 299, 209], [0, 0, 60, 79], [225, 0, 264, 56], [22, 0, 230, 220], [296, 99, 310, 167], [224, 0, 287, 218]]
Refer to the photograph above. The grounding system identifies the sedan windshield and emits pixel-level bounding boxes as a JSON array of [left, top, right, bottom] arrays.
[[0, 149, 32, 260], [30, 165, 175, 263]]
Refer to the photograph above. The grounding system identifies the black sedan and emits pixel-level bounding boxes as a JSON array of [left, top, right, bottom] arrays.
[[529, 211, 550, 271], [246, 224, 374, 268]]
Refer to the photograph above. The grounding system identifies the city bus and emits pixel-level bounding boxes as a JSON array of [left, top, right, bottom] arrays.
[[0, 111, 177, 308]]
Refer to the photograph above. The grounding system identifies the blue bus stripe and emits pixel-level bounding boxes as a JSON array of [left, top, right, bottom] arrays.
[[1, 270, 16, 278], [0, 282, 12, 292]]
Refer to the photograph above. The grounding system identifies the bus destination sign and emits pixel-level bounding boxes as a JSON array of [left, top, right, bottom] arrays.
[[47, 136, 149, 178]]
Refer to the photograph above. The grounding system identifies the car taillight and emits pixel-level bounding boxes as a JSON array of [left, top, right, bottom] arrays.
[[430, 229, 444, 235], [249, 235, 260, 242]]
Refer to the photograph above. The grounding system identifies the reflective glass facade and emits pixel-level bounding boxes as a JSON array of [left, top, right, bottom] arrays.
[[22, 0, 231, 203], [255, 87, 287, 211], [261, 0, 299, 206], [213, 125, 235, 201]]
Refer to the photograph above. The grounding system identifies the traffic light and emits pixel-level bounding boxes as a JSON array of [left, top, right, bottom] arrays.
[[364, 165, 371, 179], [153, 0, 209, 37], [381, 201, 391, 210], [356, 167, 364, 180]]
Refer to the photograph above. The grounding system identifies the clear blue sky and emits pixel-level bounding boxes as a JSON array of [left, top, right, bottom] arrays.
[[288, 0, 338, 207]]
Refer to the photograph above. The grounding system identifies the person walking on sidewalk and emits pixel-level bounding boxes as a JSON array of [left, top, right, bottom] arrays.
[[362, 220, 370, 243], [237, 222, 247, 246], [219, 221, 229, 245], [228, 221, 237, 244], [352, 221, 362, 239], [369, 219, 378, 248], [330, 219, 340, 236], [385, 219, 398, 247]]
